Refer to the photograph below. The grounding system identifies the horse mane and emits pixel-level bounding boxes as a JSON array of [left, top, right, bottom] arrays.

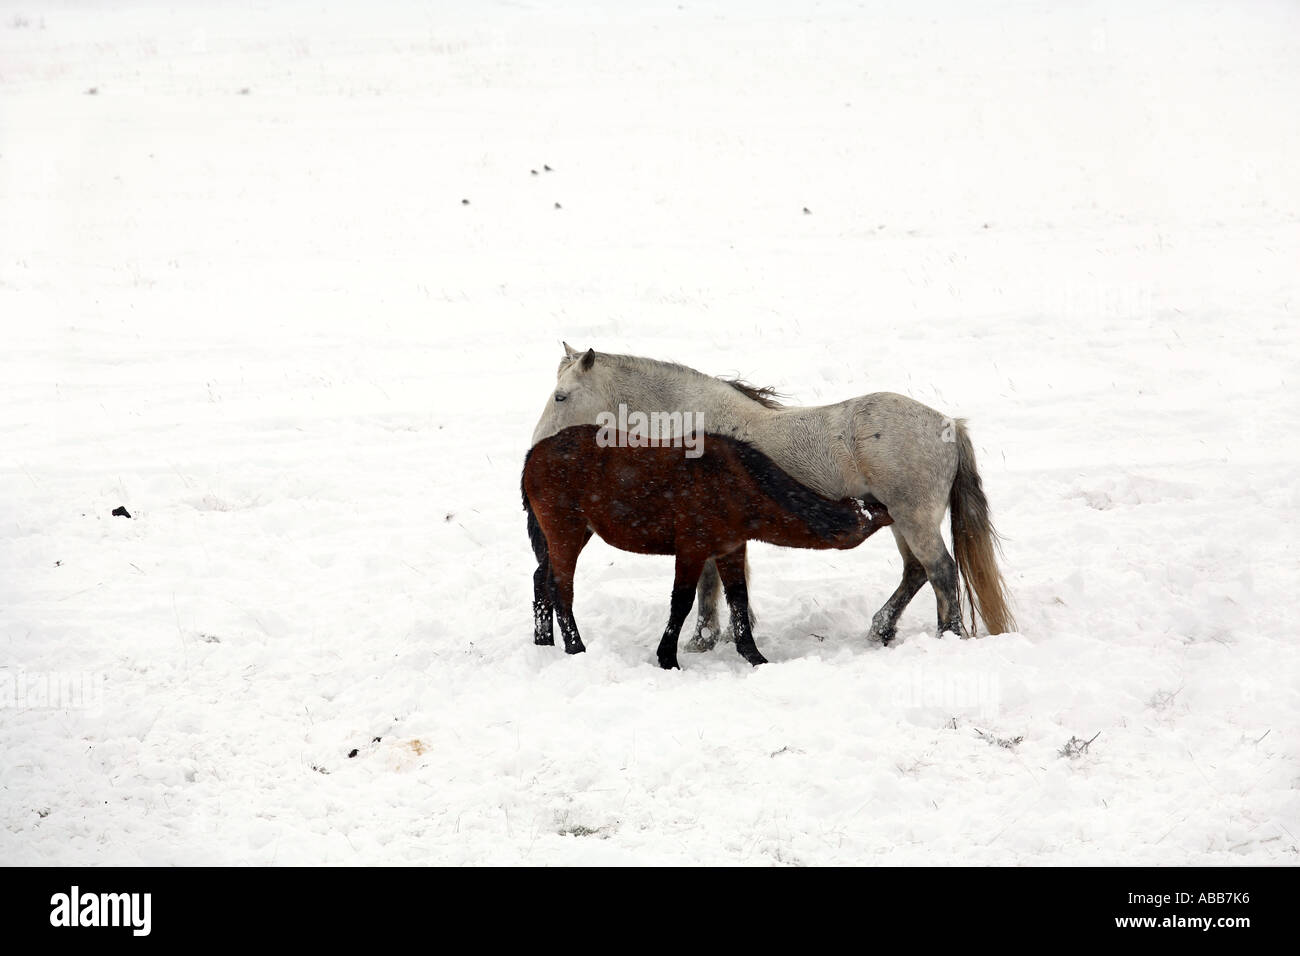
[[720, 378, 784, 409], [719, 434, 862, 542], [589, 351, 785, 408]]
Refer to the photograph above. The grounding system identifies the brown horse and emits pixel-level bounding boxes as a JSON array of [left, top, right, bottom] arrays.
[[522, 424, 894, 669]]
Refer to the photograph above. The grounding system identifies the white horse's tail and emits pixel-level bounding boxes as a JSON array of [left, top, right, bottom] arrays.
[[950, 421, 1016, 635]]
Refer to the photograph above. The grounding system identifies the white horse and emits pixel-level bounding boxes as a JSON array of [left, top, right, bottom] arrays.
[[528, 344, 1015, 649]]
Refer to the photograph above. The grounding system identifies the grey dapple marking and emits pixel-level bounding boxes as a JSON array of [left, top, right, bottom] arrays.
[[530, 344, 1015, 646]]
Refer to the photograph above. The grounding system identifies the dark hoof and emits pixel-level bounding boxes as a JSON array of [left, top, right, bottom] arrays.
[[564, 641, 586, 655], [658, 655, 680, 670], [534, 635, 555, 646], [870, 628, 895, 647], [744, 653, 768, 667]]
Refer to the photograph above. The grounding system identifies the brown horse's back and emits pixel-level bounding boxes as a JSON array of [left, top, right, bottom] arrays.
[[524, 425, 712, 555]]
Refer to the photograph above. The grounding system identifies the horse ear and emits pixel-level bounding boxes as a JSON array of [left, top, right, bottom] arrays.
[[562, 341, 579, 358], [581, 348, 596, 371]]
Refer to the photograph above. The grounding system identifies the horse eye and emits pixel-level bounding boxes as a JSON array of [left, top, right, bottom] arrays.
[[555, 392, 567, 403]]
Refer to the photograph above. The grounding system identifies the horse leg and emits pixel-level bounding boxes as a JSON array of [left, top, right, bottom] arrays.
[[896, 521, 966, 638], [716, 547, 767, 666], [532, 551, 554, 646], [527, 505, 556, 645], [658, 551, 706, 670], [868, 528, 929, 645], [548, 529, 593, 655], [685, 558, 723, 652]]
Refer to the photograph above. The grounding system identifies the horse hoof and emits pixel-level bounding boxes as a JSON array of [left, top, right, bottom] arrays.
[[534, 636, 555, 646], [685, 632, 718, 653], [870, 629, 895, 647], [658, 656, 680, 670], [564, 642, 586, 655], [746, 654, 768, 667]]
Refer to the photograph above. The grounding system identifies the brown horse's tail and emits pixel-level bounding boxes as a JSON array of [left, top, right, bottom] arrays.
[[950, 421, 1016, 635], [521, 447, 549, 565]]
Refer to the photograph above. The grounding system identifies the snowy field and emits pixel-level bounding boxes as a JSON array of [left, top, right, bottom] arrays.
[[3, 0, 1298, 865]]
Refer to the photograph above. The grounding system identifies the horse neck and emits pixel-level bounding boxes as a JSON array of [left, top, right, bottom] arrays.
[[597, 361, 853, 499], [728, 439, 862, 549], [603, 362, 765, 432], [749, 496, 826, 548], [755, 495, 858, 549]]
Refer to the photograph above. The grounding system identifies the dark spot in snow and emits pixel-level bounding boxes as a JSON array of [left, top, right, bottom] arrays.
[[112, 506, 131, 518], [347, 749, 358, 758], [461, 198, 470, 205], [531, 169, 538, 175], [372, 736, 382, 743], [554, 202, 562, 209], [544, 164, 554, 172], [444, 512, 454, 521], [54, 560, 61, 567], [802, 207, 811, 214], [85, 87, 98, 95]]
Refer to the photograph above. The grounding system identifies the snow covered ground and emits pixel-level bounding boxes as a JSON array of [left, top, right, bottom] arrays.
[[2, 0, 1298, 865]]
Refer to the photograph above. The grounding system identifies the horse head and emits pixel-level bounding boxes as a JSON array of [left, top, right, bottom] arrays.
[[531, 343, 616, 445]]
